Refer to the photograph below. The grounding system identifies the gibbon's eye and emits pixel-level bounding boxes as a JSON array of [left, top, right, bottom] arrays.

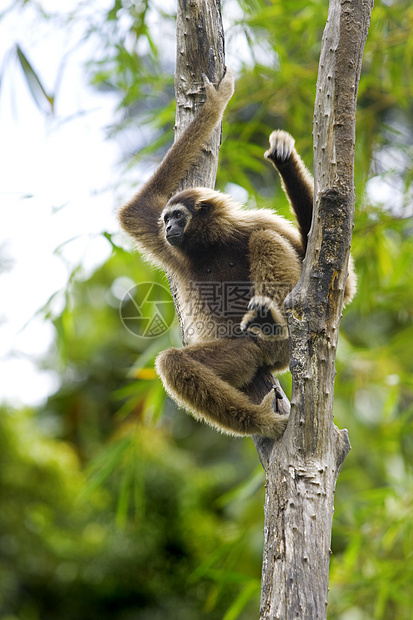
[[164, 215, 170, 224], [174, 211, 182, 219]]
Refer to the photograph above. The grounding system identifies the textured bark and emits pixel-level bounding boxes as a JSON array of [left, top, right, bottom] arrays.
[[175, 0, 225, 191], [259, 1, 374, 619]]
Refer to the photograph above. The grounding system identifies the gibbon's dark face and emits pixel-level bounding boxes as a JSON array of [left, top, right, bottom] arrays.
[[162, 205, 192, 247]]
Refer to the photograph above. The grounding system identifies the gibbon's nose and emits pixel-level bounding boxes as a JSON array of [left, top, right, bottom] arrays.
[[166, 222, 176, 234]]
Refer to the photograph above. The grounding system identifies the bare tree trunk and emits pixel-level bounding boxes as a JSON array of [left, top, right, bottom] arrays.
[[175, 0, 225, 189], [259, 1, 374, 618]]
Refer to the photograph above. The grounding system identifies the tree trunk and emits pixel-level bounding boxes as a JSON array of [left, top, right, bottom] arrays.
[[259, 1, 374, 618], [171, 0, 224, 344], [175, 0, 225, 190]]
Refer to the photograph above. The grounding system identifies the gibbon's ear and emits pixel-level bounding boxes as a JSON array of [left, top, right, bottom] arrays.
[[194, 200, 212, 213]]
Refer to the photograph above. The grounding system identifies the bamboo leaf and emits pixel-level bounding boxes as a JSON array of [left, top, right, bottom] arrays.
[[16, 44, 54, 113]]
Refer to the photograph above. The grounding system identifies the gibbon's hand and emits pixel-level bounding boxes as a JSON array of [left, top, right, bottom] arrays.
[[202, 67, 235, 111], [240, 296, 286, 339], [265, 130, 295, 164]]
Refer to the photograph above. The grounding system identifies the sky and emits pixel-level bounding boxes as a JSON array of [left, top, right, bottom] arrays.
[[0, 0, 255, 408], [0, 1, 120, 406]]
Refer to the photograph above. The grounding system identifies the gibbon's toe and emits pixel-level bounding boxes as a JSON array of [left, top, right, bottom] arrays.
[[265, 130, 295, 164]]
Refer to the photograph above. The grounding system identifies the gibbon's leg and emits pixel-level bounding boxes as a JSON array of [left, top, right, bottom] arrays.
[[171, 338, 260, 388], [155, 338, 288, 439], [241, 229, 302, 347]]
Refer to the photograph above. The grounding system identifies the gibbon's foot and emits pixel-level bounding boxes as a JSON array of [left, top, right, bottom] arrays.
[[256, 390, 289, 438], [264, 129, 295, 164], [225, 390, 288, 439], [240, 296, 286, 339]]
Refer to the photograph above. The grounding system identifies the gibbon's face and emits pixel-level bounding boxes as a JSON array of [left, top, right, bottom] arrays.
[[161, 204, 192, 247]]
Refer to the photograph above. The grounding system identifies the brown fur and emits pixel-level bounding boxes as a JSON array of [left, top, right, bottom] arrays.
[[119, 69, 357, 439]]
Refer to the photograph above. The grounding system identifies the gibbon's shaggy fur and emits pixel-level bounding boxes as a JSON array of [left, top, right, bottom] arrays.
[[119, 68, 356, 439]]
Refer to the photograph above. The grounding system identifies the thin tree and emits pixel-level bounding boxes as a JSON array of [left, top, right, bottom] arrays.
[[173, 0, 373, 618], [259, 2, 374, 616]]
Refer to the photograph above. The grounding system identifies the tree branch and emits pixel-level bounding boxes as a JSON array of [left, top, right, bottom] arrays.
[[259, 1, 373, 618]]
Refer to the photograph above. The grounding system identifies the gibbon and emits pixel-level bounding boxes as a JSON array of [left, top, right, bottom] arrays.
[[119, 68, 356, 439]]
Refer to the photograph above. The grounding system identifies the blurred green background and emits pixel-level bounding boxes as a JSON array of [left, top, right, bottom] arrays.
[[0, 0, 412, 618]]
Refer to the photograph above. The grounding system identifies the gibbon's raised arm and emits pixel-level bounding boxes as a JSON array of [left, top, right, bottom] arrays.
[[265, 130, 314, 254], [118, 69, 235, 263], [264, 130, 357, 303]]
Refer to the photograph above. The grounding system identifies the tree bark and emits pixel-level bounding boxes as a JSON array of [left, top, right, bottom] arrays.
[[175, 0, 225, 190], [171, 0, 224, 343], [259, 1, 374, 619]]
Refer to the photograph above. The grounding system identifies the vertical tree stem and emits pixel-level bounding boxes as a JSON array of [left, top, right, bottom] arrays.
[[259, 1, 374, 618], [175, 0, 225, 190]]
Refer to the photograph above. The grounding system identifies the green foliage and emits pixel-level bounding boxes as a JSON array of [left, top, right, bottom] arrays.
[[0, 407, 265, 619], [1, 0, 413, 618]]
